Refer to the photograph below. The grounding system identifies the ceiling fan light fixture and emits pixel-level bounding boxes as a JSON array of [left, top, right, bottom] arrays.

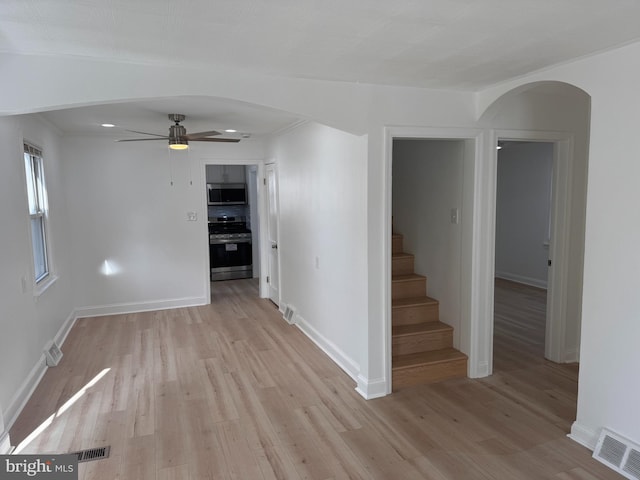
[[116, 114, 240, 146], [169, 138, 189, 150]]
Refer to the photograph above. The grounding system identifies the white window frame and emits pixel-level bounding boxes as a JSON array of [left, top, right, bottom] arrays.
[[24, 142, 56, 295]]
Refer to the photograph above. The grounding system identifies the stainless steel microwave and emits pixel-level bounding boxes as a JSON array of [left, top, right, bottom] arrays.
[[207, 183, 247, 205]]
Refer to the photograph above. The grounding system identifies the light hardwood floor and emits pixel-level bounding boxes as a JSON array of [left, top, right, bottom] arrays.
[[10, 279, 621, 479], [494, 278, 548, 372]]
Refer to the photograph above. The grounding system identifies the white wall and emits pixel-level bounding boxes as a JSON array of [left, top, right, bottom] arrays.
[[0, 115, 74, 431], [268, 122, 369, 390], [478, 42, 640, 449], [392, 140, 464, 344], [61, 136, 265, 314], [495, 142, 553, 288]]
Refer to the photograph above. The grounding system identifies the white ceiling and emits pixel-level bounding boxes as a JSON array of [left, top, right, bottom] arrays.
[[3, 0, 640, 134]]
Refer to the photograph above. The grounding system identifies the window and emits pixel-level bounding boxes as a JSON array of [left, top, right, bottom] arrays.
[[24, 143, 50, 283]]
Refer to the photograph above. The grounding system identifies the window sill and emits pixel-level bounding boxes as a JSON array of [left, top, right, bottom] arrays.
[[33, 274, 58, 299]]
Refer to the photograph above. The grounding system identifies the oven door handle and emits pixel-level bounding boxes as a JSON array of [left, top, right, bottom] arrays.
[[210, 238, 252, 245]]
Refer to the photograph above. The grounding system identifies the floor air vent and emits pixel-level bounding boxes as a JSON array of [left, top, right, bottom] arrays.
[[283, 305, 296, 324], [71, 446, 111, 463], [594, 429, 640, 479], [44, 341, 63, 367]]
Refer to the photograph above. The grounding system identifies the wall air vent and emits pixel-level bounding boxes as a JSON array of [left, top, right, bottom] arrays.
[[44, 340, 63, 367], [283, 305, 296, 324], [593, 428, 640, 480]]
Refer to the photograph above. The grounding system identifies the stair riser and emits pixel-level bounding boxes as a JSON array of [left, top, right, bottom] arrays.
[[393, 330, 453, 356], [392, 304, 439, 326], [392, 236, 403, 254], [392, 278, 426, 299], [392, 256, 414, 276], [392, 358, 467, 390]]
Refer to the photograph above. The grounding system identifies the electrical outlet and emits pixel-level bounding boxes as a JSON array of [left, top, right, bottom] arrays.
[[187, 211, 197, 221]]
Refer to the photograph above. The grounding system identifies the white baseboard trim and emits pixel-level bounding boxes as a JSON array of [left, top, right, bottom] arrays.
[[564, 347, 580, 363], [293, 313, 360, 383], [355, 375, 388, 400], [73, 296, 208, 318], [495, 272, 548, 289], [4, 354, 47, 433], [568, 422, 599, 450], [3, 309, 80, 438], [469, 360, 490, 378], [54, 311, 77, 348]]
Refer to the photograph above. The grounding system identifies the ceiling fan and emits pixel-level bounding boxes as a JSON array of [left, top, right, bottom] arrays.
[[116, 114, 240, 150]]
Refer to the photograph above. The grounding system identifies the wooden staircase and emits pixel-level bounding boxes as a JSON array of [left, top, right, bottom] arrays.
[[392, 232, 467, 390]]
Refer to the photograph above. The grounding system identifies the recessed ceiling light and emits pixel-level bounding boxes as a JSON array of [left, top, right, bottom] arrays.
[[101, 123, 115, 128], [224, 129, 237, 133]]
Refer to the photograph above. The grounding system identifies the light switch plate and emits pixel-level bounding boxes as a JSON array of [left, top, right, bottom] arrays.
[[450, 208, 459, 224]]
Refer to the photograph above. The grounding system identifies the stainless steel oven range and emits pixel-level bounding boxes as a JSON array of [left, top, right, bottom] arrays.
[[209, 216, 252, 281]]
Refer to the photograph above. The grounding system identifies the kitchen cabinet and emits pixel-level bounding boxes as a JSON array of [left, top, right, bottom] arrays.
[[206, 165, 246, 183]]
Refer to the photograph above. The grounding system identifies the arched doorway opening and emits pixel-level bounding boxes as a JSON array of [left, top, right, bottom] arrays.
[[474, 82, 591, 428]]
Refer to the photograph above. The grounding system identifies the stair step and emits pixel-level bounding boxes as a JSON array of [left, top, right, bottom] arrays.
[[392, 322, 453, 355], [392, 252, 414, 276], [392, 348, 467, 390], [392, 274, 426, 300], [392, 296, 439, 325], [392, 234, 403, 254]]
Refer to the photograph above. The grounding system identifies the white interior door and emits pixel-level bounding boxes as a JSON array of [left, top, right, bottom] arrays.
[[265, 164, 280, 306]]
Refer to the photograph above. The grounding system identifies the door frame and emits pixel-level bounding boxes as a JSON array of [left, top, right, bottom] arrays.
[[383, 126, 484, 395], [261, 162, 281, 307], [201, 159, 265, 303], [493, 130, 575, 364]]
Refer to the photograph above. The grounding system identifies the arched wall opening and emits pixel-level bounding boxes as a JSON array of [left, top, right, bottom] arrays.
[[474, 81, 591, 377]]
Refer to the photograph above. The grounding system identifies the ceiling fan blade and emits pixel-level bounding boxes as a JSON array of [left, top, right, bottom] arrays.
[[115, 138, 168, 142], [123, 129, 168, 138], [193, 138, 241, 143], [184, 130, 221, 139]]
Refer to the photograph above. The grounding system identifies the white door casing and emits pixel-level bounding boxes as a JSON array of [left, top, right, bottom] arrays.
[[383, 126, 484, 394], [265, 163, 280, 306], [494, 130, 574, 365]]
